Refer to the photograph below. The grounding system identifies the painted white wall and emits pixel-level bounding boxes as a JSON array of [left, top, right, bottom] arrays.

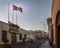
[[0, 22, 9, 44], [17, 34, 20, 42], [7, 32, 11, 43]]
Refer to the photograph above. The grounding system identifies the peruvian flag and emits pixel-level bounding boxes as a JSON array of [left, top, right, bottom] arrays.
[[13, 5, 17, 10], [17, 7, 23, 12], [13, 5, 23, 12]]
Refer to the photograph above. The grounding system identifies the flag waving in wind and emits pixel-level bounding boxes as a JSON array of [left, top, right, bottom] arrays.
[[12, 5, 23, 24], [13, 5, 17, 10], [13, 5, 23, 12], [17, 7, 23, 12]]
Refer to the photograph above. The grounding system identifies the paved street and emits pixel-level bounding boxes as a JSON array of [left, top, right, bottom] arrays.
[[10, 39, 52, 48], [39, 40, 51, 48], [10, 39, 45, 48]]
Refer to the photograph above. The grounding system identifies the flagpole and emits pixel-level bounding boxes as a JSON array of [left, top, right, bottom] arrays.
[[12, 5, 14, 24], [16, 9, 17, 25], [8, 1, 9, 23]]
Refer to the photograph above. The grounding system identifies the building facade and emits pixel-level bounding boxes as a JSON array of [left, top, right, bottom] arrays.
[[27, 30, 47, 41], [0, 21, 48, 45], [47, 18, 53, 42], [52, 0, 60, 48], [0, 21, 27, 44]]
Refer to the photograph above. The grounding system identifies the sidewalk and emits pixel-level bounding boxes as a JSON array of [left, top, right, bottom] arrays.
[[39, 40, 51, 48]]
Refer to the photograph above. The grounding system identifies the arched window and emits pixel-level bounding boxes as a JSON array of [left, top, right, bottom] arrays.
[[56, 11, 60, 29]]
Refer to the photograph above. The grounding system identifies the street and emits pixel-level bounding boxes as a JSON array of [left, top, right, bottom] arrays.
[[39, 40, 51, 48], [10, 39, 52, 48]]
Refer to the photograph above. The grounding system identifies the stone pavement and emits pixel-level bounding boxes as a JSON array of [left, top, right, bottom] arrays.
[[39, 40, 51, 48], [9, 39, 52, 48], [10, 39, 45, 48]]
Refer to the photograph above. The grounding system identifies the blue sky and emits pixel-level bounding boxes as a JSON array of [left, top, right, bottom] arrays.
[[0, 0, 52, 32]]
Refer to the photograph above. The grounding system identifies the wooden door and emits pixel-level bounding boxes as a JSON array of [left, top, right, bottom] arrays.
[[56, 28, 60, 48], [2, 30, 7, 41], [11, 33, 16, 43]]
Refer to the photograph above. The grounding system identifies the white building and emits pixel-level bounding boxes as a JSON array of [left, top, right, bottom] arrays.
[[0, 21, 47, 45], [27, 30, 44, 41], [0, 21, 28, 44]]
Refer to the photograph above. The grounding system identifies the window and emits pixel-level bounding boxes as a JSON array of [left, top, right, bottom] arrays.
[[19, 33, 22, 40], [2, 30, 7, 41], [24, 34, 26, 39]]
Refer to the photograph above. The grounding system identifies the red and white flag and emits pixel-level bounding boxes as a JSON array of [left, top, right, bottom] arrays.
[[17, 7, 23, 12], [13, 5, 17, 10], [13, 5, 23, 12]]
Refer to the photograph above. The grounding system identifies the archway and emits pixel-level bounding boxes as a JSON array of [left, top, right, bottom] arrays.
[[56, 11, 60, 48]]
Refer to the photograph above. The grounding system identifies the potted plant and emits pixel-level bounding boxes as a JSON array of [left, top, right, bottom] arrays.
[[21, 38, 26, 45], [3, 37, 9, 43]]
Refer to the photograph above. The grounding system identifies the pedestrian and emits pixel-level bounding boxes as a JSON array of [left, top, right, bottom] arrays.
[[49, 40, 54, 48]]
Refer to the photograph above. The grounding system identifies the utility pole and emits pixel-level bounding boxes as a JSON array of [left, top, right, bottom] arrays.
[[40, 21, 45, 31], [40, 21, 45, 39]]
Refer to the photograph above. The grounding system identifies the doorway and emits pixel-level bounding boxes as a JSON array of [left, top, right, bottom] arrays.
[[56, 11, 60, 48], [11, 33, 16, 43]]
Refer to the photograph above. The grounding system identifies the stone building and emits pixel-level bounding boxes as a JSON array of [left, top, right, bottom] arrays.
[[0, 21, 28, 44], [47, 18, 53, 42], [52, 0, 60, 48], [0, 21, 48, 45]]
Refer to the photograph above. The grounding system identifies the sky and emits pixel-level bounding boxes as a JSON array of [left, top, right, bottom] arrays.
[[0, 0, 52, 32]]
